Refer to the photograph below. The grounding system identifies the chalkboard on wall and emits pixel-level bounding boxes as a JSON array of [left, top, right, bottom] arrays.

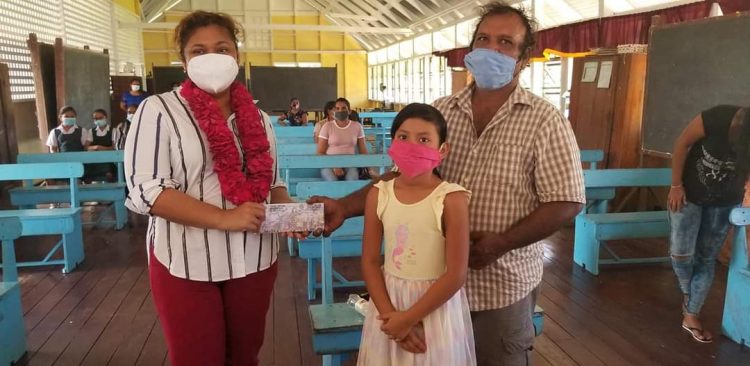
[[55, 40, 111, 130], [249, 66, 337, 113], [642, 13, 750, 155], [152, 65, 247, 94]]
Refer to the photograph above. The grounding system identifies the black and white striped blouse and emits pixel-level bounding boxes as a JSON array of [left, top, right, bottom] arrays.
[[124, 90, 285, 282]]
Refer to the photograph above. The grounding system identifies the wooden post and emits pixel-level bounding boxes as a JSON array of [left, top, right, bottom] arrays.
[[0, 63, 18, 163]]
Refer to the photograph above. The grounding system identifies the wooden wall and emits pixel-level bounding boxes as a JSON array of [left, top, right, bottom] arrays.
[[569, 53, 648, 169]]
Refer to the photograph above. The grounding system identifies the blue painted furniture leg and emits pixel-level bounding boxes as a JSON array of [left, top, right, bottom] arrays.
[[61, 214, 84, 274], [573, 217, 600, 275], [288, 237, 297, 257], [321, 237, 334, 304], [323, 354, 343, 366], [722, 222, 750, 345], [308, 258, 318, 301], [0, 281, 26, 365], [114, 200, 127, 230]]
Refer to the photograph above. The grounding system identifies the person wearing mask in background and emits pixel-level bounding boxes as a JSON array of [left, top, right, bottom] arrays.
[[46, 105, 91, 153], [317, 97, 376, 181], [114, 104, 137, 151], [86, 108, 116, 182], [120, 78, 149, 112], [278, 97, 308, 126], [124, 10, 295, 366], [308, 3, 585, 365], [314, 100, 336, 143]]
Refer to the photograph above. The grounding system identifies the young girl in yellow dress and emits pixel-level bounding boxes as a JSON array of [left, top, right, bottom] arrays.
[[357, 103, 476, 365]]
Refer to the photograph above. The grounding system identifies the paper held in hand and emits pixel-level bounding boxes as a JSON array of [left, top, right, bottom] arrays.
[[260, 202, 324, 233]]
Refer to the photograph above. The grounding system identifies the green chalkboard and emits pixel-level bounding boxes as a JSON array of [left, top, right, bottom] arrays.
[[57, 44, 111, 130], [249, 66, 337, 113], [642, 13, 750, 155]]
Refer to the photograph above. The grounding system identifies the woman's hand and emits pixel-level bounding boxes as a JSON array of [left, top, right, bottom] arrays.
[[668, 186, 687, 212], [379, 311, 418, 342], [221, 202, 266, 232], [333, 168, 345, 178]]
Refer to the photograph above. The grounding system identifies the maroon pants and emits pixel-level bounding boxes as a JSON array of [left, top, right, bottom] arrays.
[[149, 250, 277, 366]]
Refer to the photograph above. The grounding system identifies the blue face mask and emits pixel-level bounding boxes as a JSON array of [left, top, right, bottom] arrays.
[[94, 119, 107, 128], [62, 117, 76, 126], [463, 48, 518, 90]]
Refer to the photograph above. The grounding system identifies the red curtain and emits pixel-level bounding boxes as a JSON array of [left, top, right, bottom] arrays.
[[438, 1, 750, 63]]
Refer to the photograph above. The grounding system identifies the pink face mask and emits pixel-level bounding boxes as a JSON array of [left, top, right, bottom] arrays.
[[388, 140, 442, 178]]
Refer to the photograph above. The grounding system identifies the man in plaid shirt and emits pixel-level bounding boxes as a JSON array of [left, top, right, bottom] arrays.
[[311, 2, 585, 364]]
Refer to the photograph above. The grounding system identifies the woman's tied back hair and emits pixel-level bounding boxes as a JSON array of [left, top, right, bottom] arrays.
[[174, 10, 243, 61]]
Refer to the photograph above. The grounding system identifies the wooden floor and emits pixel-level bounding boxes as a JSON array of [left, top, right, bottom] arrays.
[[7, 208, 750, 366]]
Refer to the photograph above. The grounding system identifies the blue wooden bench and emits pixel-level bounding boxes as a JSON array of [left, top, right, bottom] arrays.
[[277, 143, 318, 156], [0, 217, 26, 365], [574, 168, 672, 275], [10, 151, 127, 230], [722, 207, 750, 346], [278, 154, 391, 197], [579, 149, 613, 214], [0, 163, 85, 274], [295, 181, 371, 301]]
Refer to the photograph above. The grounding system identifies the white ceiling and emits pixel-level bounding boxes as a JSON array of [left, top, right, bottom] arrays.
[[139, 0, 703, 51]]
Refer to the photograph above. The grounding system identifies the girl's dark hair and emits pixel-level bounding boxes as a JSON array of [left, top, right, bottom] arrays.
[[323, 100, 336, 115], [174, 11, 242, 61], [93, 109, 107, 117], [130, 78, 141, 84], [470, 1, 537, 59], [737, 107, 750, 177], [391, 103, 448, 178], [59, 105, 76, 116], [390, 103, 448, 145]]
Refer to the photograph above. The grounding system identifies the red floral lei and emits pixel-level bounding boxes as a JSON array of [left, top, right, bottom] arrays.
[[180, 80, 273, 205]]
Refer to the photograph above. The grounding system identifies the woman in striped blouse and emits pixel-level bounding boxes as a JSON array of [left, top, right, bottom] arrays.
[[124, 11, 294, 366]]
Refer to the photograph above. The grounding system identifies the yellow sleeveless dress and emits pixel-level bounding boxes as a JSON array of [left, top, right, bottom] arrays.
[[357, 179, 476, 366]]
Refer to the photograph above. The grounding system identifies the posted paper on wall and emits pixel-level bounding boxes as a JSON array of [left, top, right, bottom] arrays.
[[597, 61, 613, 88], [260, 203, 324, 233], [581, 61, 598, 82]]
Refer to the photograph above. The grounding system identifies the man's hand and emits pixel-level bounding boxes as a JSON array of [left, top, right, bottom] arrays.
[[306, 195, 345, 237], [469, 231, 509, 270]]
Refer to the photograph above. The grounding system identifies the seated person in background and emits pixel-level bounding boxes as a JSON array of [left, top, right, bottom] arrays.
[[86, 108, 116, 182], [114, 104, 137, 150], [47, 105, 91, 153], [348, 110, 360, 122], [314, 100, 336, 143], [316, 97, 376, 181], [278, 97, 308, 126], [120, 78, 149, 112]]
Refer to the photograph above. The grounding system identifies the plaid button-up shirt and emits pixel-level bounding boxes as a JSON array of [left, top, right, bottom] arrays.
[[433, 84, 585, 311]]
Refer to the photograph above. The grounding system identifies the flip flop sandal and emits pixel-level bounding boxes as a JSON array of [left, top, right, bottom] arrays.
[[682, 324, 713, 343]]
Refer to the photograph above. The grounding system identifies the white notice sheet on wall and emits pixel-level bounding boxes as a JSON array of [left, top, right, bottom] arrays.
[[581, 61, 598, 82], [597, 61, 613, 88]]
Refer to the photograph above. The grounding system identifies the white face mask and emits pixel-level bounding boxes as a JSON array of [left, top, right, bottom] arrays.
[[186, 53, 239, 94], [131, 85, 141, 92]]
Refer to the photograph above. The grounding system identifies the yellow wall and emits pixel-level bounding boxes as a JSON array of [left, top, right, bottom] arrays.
[[143, 14, 369, 109], [113, 0, 139, 14]]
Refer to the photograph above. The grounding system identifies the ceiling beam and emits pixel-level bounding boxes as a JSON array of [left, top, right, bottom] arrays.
[[144, 48, 367, 54], [125, 21, 413, 34]]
